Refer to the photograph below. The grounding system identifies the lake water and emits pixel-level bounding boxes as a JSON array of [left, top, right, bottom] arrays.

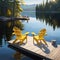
[[22, 11, 60, 44], [0, 11, 60, 60]]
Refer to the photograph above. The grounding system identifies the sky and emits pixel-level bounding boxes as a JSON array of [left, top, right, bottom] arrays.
[[24, 0, 50, 5]]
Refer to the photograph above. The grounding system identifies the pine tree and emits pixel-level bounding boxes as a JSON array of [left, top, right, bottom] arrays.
[[0, 0, 25, 17]]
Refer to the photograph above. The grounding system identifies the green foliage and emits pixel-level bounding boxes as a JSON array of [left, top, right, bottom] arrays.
[[36, 0, 60, 13], [0, 0, 25, 40], [0, 0, 25, 17]]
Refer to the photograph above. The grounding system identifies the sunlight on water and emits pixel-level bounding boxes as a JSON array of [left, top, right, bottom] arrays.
[[22, 14, 60, 44]]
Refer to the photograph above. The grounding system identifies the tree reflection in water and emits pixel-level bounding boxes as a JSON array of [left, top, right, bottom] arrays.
[[0, 20, 24, 47], [36, 12, 60, 30]]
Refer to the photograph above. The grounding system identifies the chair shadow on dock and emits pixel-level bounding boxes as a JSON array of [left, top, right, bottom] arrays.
[[13, 41, 27, 46], [34, 42, 50, 54]]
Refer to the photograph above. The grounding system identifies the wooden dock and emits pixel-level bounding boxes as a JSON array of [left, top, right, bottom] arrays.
[[8, 36, 60, 60], [0, 16, 29, 22]]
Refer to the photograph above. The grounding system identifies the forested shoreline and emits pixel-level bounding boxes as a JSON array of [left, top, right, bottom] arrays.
[[36, 0, 60, 13]]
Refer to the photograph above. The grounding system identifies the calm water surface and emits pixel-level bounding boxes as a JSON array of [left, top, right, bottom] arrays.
[[0, 11, 60, 60], [22, 11, 60, 44]]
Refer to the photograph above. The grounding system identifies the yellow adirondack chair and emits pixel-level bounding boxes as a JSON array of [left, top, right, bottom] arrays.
[[12, 26, 29, 44], [32, 28, 48, 45]]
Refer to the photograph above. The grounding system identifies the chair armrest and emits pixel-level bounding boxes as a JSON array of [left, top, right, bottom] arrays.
[[31, 32, 36, 36], [24, 32, 29, 35], [12, 32, 15, 35], [45, 33, 47, 36]]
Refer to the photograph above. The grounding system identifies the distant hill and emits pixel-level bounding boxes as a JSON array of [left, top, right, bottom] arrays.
[[21, 4, 36, 11]]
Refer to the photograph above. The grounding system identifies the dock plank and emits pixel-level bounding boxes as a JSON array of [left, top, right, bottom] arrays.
[[46, 46, 60, 60]]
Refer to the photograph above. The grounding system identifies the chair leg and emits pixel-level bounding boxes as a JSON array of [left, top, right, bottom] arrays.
[[33, 39, 40, 45], [26, 37, 27, 43], [42, 39, 48, 46], [37, 41, 40, 45], [26, 39, 27, 43], [33, 39, 34, 44], [20, 40, 23, 45], [13, 39, 17, 43], [20, 39, 26, 45]]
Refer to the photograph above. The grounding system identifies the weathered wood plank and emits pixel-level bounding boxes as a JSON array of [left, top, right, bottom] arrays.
[[54, 48, 60, 60], [47, 46, 60, 60]]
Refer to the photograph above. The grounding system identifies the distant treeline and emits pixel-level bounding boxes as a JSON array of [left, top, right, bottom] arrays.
[[36, 0, 60, 13]]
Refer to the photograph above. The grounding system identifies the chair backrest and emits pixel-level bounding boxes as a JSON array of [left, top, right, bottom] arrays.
[[38, 28, 46, 38], [13, 26, 22, 37]]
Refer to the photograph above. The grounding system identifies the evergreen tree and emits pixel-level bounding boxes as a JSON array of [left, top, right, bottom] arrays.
[[0, 0, 25, 17]]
